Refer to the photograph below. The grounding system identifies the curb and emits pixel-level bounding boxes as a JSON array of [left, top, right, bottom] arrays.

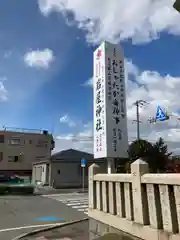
[[12, 218, 88, 240]]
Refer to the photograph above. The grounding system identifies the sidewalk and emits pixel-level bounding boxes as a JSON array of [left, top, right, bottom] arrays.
[[34, 186, 88, 195], [19, 220, 89, 240], [17, 219, 138, 240]]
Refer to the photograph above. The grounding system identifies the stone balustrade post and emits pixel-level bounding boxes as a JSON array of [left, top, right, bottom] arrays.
[[131, 159, 149, 225], [88, 163, 101, 209]]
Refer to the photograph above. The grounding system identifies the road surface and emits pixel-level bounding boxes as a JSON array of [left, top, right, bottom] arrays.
[[42, 192, 88, 215], [0, 193, 87, 240]]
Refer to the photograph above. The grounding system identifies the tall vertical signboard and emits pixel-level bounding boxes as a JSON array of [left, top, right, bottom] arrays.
[[93, 41, 128, 159]]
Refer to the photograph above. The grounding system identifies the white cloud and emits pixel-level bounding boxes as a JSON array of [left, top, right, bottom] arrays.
[[60, 114, 76, 127], [124, 63, 180, 154], [82, 77, 93, 87], [54, 124, 93, 153], [55, 60, 180, 155], [24, 48, 55, 69], [0, 82, 8, 101], [0, 77, 8, 102], [0, 77, 7, 82], [38, 0, 180, 44]]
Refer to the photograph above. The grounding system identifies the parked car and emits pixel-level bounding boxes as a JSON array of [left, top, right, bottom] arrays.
[[10, 176, 24, 183], [0, 174, 24, 184]]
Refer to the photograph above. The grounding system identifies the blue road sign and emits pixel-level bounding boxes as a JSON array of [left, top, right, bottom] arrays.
[[81, 158, 86, 167], [156, 105, 166, 121]]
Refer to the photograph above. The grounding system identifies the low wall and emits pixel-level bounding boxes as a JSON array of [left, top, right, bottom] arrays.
[[89, 218, 140, 239], [88, 159, 180, 240]]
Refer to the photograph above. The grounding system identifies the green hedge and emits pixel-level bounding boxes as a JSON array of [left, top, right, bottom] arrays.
[[0, 185, 9, 194], [0, 185, 34, 195]]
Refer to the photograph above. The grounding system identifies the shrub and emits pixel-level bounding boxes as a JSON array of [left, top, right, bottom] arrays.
[[0, 185, 34, 195], [0, 185, 9, 194], [8, 185, 34, 195]]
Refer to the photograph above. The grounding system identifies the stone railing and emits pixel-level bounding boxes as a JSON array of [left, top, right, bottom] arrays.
[[88, 159, 180, 240]]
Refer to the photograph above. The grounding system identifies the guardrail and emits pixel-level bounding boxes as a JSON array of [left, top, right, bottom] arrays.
[[88, 159, 180, 240]]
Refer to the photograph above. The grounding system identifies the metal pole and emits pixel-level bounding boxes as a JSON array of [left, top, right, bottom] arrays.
[[107, 158, 115, 174], [82, 167, 85, 192], [107, 159, 112, 174], [133, 100, 147, 140], [136, 101, 140, 140]]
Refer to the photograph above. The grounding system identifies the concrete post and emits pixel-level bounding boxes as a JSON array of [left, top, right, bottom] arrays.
[[32, 165, 35, 184], [107, 158, 116, 174], [131, 159, 149, 225], [88, 163, 101, 209]]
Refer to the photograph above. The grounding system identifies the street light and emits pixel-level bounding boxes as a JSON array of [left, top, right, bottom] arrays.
[[173, 0, 180, 12]]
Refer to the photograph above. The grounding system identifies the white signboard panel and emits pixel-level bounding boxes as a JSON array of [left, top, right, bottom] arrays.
[[93, 41, 128, 159]]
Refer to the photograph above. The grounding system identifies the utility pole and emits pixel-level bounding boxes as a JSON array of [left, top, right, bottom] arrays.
[[133, 100, 148, 140], [136, 101, 140, 140]]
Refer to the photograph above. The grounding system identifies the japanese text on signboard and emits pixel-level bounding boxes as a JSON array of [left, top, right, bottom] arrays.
[[95, 53, 105, 153], [108, 47, 125, 152]]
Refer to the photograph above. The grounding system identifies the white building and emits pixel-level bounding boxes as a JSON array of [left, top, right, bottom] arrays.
[[32, 149, 106, 188]]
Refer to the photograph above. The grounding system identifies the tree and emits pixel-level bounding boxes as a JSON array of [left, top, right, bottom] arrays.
[[127, 139, 154, 172], [152, 137, 172, 172], [127, 138, 171, 173], [127, 139, 154, 162]]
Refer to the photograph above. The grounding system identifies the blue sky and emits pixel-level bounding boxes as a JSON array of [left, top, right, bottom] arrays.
[[1, 0, 180, 153]]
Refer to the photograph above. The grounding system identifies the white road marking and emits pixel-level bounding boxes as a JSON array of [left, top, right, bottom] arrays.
[[60, 198, 88, 202], [42, 193, 89, 215], [42, 193, 85, 197], [72, 205, 88, 209], [67, 202, 83, 206], [42, 193, 76, 197], [78, 208, 88, 212], [0, 223, 64, 233]]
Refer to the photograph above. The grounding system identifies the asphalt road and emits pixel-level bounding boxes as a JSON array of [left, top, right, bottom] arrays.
[[0, 195, 86, 240]]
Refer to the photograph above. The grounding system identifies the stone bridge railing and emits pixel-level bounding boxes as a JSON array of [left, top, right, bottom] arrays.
[[88, 159, 180, 240]]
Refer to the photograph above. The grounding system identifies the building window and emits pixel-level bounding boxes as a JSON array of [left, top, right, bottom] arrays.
[[0, 152, 3, 161], [9, 139, 20, 145], [36, 140, 47, 147], [36, 156, 45, 161], [29, 140, 32, 144], [57, 170, 60, 174], [14, 156, 19, 162], [0, 135, 4, 143], [8, 156, 20, 162], [8, 156, 14, 162]]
